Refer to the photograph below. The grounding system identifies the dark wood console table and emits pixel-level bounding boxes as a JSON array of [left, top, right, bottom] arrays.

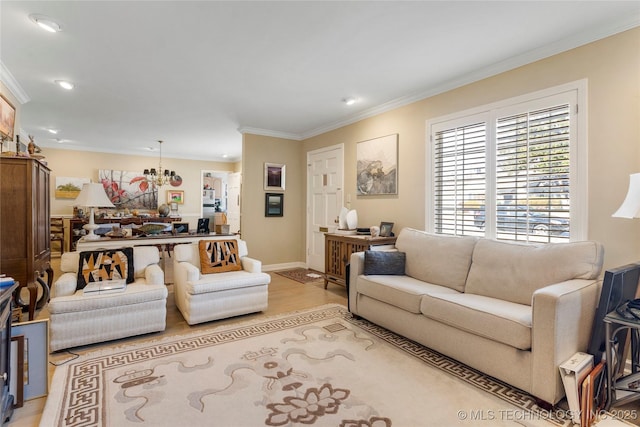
[[70, 216, 180, 250], [324, 233, 397, 289]]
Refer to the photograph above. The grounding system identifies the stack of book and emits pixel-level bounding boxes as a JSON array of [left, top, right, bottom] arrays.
[[559, 352, 607, 426]]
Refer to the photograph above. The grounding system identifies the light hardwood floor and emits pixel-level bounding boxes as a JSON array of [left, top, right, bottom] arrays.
[[7, 255, 347, 427]]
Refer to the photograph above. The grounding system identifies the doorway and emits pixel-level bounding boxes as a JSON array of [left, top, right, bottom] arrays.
[[200, 171, 241, 234], [306, 144, 344, 272]]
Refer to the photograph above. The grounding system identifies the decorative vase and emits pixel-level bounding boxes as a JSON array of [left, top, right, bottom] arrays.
[[158, 204, 170, 217]]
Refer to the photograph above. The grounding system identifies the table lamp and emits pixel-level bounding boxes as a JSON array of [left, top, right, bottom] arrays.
[[613, 173, 640, 218], [74, 183, 115, 240]]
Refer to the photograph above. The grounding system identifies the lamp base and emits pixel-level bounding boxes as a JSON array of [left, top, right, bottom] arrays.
[[83, 222, 100, 240]]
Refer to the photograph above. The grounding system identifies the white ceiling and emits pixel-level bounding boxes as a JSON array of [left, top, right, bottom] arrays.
[[1, 1, 639, 162]]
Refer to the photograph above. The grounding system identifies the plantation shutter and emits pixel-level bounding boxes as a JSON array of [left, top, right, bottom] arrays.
[[495, 104, 571, 242], [434, 122, 486, 236]]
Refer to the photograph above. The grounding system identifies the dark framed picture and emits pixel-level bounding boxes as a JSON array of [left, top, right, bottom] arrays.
[[197, 218, 210, 234], [264, 163, 285, 191], [379, 222, 394, 237], [11, 319, 49, 400], [265, 193, 284, 217], [0, 94, 16, 141], [172, 222, 189, 234]]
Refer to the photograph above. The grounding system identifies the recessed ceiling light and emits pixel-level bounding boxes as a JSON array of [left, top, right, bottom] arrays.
[[222, 154, 228, 158], [29, 14, 62, 33], [47, 129, 58, 134], [343, 97, 357, 106], [55, 80, 74, 90]]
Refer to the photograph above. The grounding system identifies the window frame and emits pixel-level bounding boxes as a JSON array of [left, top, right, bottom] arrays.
[[425, 80, 588, 242]]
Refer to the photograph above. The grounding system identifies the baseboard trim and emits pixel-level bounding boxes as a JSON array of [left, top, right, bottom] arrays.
[[263, 261, 306, 272]]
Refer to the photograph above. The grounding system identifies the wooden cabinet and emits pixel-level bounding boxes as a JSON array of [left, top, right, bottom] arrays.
[[0, 158, 51, 320], [324, 233, 397, 288]]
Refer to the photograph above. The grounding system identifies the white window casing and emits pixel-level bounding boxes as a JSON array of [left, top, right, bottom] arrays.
[[426, 80, 588, 243]]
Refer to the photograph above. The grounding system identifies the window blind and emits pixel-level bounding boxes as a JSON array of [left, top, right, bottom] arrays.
[[434, 122, 486, 236], [495, 104, 570, 243]]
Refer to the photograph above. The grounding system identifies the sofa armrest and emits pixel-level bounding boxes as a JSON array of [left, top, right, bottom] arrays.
[[173, 260, 201, 287], [144, 263, 165, 286], [52, 272, 78, 298], [349, 252, 366, 313], [531, 278, 601, 404], [241, 256, 262, 274]]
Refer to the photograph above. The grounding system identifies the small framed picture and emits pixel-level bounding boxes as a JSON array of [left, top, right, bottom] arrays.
[[172, 222, 189, 234], [0, 94, 16, 141], [265, 193, 284, 217], [264, 163, 285, 191], [167, 190, 184, 204], [11, 319, 49, 400], [197, 218, 210, 234], [379, 222, 394, 237]]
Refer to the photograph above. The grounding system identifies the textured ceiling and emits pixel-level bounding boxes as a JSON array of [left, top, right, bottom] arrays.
[[1, 1, 638, 162]]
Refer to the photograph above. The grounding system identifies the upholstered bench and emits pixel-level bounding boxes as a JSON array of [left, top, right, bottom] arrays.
[[172, 238, 270, 325], [49, 246, 168, 351]]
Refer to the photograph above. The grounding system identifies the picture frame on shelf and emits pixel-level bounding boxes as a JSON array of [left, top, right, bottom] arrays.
[[379, 222, 394, 237], [10, 335, 24, 408], [264, 163, 285, 191], [172, 222, 189, 234], [167, 190, 184, 205], [11, 319, 49, 400], [197, 218, 210, 234], [0, 94, 16, 141], [265, 193, 284, 217]]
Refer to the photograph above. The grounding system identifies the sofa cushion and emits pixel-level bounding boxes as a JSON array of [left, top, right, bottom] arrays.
[[199, 240, 243, 273], [48, 281, 168, 314], [77, 248, 134, 290], [421, 292, 532, 350], [60, 251, 79, 273], [364, 251, 406, 275], [465, 239, 604, 305], [132, 246, 161, 278], [394, 228, 477, 292], [357, 275, 459, 314], [187, 271, 271, 295]]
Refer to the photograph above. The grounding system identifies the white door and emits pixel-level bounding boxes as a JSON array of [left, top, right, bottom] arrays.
[[227, 172, 241, 234], [306, 145, 344, 271]]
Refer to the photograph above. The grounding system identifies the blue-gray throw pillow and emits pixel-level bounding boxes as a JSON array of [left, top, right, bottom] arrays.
[[363, 251, 406, 275]]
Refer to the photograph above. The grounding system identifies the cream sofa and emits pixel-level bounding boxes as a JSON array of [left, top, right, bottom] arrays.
[[349, 227, 604, 405], [173, 239, 270, 325], [49, 246, 168, 352]]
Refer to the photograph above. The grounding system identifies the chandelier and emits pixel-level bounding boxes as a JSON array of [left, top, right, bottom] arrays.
[[143, 140, 177, 187]]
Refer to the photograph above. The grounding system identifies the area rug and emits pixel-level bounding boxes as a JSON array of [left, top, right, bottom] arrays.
[[42, 305, 570, 427], [275, 268, 324, 284]]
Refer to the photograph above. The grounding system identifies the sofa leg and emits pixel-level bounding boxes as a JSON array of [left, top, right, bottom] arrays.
[[535, 398, 554, 411]]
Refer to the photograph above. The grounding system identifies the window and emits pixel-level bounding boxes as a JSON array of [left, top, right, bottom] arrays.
[[426, 81, 587, 243]]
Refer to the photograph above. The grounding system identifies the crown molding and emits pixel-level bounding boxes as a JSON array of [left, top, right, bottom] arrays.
[[36, 141, 239, 163], [0, 62, 30, 104], [300, 15, 640, 140], [238, 126, 302, 141]]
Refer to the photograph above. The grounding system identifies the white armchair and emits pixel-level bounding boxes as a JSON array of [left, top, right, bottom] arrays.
[[173, 239, 270, 325], [49, 246, 168, 351]]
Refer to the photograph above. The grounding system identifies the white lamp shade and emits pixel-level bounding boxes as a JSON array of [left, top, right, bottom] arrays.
[[74, 183, 115, 208], [612, 173, 640, 218]]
